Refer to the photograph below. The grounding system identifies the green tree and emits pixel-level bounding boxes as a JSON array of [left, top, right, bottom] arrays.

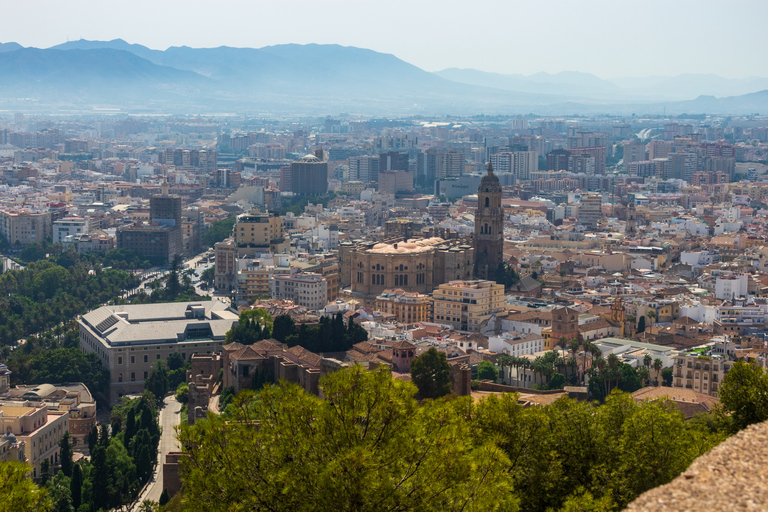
[[719, 360, 768, 431], [145, 360, 170, 399], [410, 347, 452, 399], [40, 458, 51, 484], [176, 383, 189, 405], [202, 216, 236, 248], [272, 315, 296, 343], [159, 488, 171, 507], [0, 461, 50, 511], [87, 426, 98, 453], [70, 463, 83, 511], [59, 431, 74, 477], [177, 366, 516, 512], [478, 360, 499, 381], [637, 315, 646, 333]]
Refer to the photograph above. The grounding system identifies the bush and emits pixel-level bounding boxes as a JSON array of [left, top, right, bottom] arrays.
[[470, 379, 480, 391]]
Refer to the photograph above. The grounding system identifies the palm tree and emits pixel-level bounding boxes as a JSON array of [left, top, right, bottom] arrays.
[[653, 358, 663, 386], [594, 356, 607, 397], [497, 355, 511, 384], [647, 309, 656, 326], [566, 356, 578, 380], [638, 366, 650, 387], [643, 354, 652, 372], [556, 336, 568, 359]]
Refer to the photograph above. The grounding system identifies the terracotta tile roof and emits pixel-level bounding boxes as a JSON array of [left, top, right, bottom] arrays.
[[286, 345, 322, 368]]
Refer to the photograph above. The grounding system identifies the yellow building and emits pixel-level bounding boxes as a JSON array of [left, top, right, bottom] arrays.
[[0, 404, 69, 478], [375, 288, 431, 324], [234, 210, 286, 253], [432, 280, 505, 332]]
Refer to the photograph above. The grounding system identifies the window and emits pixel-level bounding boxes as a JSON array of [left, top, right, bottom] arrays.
[[118, 373, 123, 382], [131, 356, 135, 364], [131, 372, 135, 382], [144, 372, 148, 379], [144, 355, 148, 363], [118, 357, 122, 365], [157, 354, 161, 360]]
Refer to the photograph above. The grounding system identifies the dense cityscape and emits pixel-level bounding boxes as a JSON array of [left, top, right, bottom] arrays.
[[1, 109, 768, 510], [5, 2, 768, 508]]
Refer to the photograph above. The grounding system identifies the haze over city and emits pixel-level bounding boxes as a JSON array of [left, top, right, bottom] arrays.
[[3, 0, 768, 78], [6, 2, 768, 512]]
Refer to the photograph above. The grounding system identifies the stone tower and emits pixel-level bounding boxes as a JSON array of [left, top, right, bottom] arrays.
[[474, 162, 504, 280]]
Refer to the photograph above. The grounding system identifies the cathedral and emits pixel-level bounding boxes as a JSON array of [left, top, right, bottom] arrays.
[[474, 163, 504, 280]]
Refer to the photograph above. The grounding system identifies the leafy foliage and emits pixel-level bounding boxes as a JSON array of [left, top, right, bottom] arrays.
[[719, 360, 768, 431], [202, 216, 236, 248], [6, 346, 109, 392], [478, 360, 499, 381], [279, 313, 368, 353], [178, 367, 516, 512], [473, 390, 724, 511], [0, 256, 139, 347], [410, 347, 452, 399], [145, 360, 170, 399], [0, 461, 50, 511]]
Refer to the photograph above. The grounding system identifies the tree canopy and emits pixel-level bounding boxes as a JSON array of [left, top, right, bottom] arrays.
[[410, 347, 452, 399], [178, 366, 516, 512]]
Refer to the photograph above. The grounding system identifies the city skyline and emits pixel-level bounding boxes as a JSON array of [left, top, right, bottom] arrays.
[[2, 0, 768, 80]]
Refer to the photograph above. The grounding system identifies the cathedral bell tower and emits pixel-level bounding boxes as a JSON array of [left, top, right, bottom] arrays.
[[474, 163, 504, 280]]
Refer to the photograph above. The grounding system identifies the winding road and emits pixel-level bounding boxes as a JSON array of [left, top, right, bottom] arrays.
[[131, 395, 181, 509]]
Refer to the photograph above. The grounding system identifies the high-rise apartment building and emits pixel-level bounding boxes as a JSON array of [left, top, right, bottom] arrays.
[[290, 151, 328, 196], [348, 156, 379, 184], [579, 193, 603, 230]]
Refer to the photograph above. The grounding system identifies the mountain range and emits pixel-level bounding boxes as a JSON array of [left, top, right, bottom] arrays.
[[0, 38, 767, 115]]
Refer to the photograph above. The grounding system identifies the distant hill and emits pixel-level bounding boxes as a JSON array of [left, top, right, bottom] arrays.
[[666, 89, 768, 115], [0, 41, 577, 113], [435, 68, 621, 98], [1, 39, 767, 114], [609, 73, 768, 100], [0, 42, 23, 53]]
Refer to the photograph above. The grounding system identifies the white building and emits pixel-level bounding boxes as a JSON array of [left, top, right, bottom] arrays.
[[488, 331, 544, 356], [681, 250, 721, 268], [715, 274, 749, 300], [53, 217, 90, 243], [270, 272, 328, 310]]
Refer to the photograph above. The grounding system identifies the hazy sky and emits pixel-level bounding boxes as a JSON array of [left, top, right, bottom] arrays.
[[2, 0, 767, 79]]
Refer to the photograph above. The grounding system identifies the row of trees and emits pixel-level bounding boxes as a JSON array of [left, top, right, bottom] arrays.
[[273, 313, 368, 353], [15, 393, 163, 512], [176, 366, 728, 512], [130, 255, 209, 304], [0, 257, 139, 347], [201, 216, 235, 248], [6, 345, 110, 393]]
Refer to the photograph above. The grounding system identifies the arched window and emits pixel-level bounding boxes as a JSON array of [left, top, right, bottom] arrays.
[[485, 197, 490, 207]]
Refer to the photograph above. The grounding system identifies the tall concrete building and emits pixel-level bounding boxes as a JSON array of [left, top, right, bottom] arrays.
[[290, 151, 328, 196], [579, 193, 603, 230], [474, 163, 504, 280], [348, 155, 379, 184], [490, 151, 537, 181], [379, 151, 409, 172], [116, 181, 183, 263]]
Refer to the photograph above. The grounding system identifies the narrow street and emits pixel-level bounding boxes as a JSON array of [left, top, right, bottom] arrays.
[[131, 395, 181, 509]]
